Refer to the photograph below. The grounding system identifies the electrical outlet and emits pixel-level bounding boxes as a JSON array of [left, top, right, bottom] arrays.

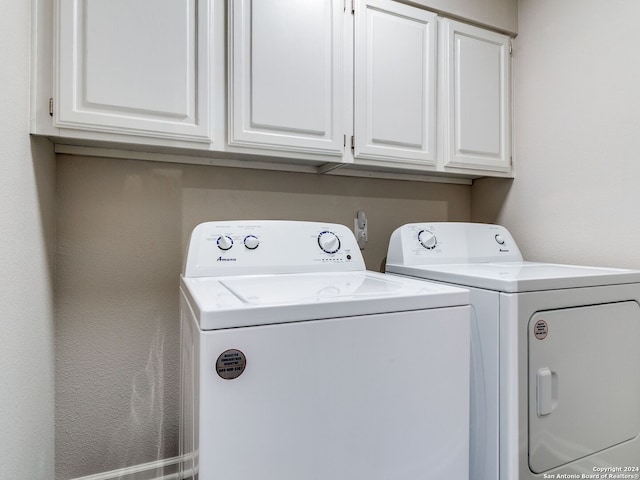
[[354, 210, 368, 250]]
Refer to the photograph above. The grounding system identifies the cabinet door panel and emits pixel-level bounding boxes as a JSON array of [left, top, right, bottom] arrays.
[[229, 0, 344, 155], [441, 19, 511, 172], [56, 0, 211, 141], [354, 0, 437, 164]]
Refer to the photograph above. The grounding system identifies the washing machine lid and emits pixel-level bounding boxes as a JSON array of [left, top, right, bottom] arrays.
[[181, 271, 469, 329], [386, 261, 640, 293]]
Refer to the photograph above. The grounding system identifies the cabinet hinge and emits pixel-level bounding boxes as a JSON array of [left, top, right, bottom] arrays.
[[351, 135, 355, 151], [343, 135, 346, 148], [49, 98, 54, 116], [509, 40, 513, 56], [345, 0, 354, 14]]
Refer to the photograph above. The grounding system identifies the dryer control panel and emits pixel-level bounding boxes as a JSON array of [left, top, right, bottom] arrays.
[[386, 222, 524, 266], [183, 221, 365, 277]]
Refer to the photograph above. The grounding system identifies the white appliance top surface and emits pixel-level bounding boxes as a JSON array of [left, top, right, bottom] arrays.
[[387, 261, 640, 293], [181, 270, 469, 330], [386, 222, 640, 292]]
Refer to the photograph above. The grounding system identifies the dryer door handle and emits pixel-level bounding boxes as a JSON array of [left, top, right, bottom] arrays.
[[537, 368, 558, 416]]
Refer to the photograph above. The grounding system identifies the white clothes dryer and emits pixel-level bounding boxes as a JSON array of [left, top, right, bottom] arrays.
[[179, 220, 471, 480], [386, 222, 640, 480]]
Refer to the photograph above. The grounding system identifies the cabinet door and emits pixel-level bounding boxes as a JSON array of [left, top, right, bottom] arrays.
[[354, 0, 437, 165], [229, 0, 344, 156], [440, 19, 511, 172], [55, 0, 211, 141]]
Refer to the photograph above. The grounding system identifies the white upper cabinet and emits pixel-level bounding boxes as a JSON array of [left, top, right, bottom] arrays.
[[55, 0, 211, 141], [354, 0, 437, 165], [33, 0, 513, 179], [440, 18, 511, 173], [229, 0, 344, 156]]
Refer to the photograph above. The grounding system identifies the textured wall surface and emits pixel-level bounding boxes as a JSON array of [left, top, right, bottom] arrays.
[[55, 154, 470, 478], [0, 0, 56, 478], [473, 0, 640, 269]]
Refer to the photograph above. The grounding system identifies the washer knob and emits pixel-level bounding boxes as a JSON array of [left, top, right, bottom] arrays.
[[318, 231, 341, 254], [418, 230, 437, 249], [216, 235, 233, 251], [244, 235, 260, 250], [495, 234, 505, 245]]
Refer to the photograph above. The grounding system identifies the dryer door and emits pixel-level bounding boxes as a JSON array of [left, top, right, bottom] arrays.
[[528, 301, 640, 473]]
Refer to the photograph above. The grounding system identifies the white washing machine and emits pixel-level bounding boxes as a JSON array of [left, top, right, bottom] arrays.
[[386, 222, 640, 480], [179, 220, 471, 480]]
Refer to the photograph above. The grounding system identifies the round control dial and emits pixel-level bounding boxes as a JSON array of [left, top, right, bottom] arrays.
[[243, 235, 260, 250], [216, 235, 233, 251], [495, 234, 505, 245], [418, 229, 437, 249], [318, 231, 341, 254]]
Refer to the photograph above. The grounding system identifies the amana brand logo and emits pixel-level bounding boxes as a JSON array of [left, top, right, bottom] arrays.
[[217, 256, 237, 262]]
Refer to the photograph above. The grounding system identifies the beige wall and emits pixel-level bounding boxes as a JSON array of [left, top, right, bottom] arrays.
[[55, 154, 470, 478], [0, 0, 56, 478], [472, 0, 640, 269]]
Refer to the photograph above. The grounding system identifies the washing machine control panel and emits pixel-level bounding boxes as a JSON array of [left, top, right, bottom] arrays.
[[184, 221, 365, 277], [386, 222, 524, 266]]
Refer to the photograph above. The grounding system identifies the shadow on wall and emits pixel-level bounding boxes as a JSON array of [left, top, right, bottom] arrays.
[[470, 177, 514, 224], [178, 163, 470, 272]]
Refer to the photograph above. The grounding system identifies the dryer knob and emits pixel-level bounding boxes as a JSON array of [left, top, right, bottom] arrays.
[[418, 230, 437, 249], [318, 231, 341, 254], [216, 235, 233, 251]]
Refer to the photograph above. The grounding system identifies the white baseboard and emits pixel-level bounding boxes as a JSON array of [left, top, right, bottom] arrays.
[[69, 455, 190, 480]]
